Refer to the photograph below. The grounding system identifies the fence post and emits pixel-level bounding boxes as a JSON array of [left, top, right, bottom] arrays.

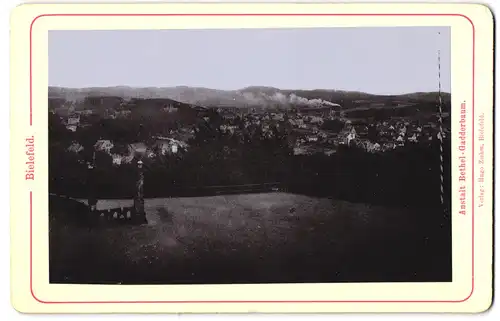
[[134, 160, 147, 223]]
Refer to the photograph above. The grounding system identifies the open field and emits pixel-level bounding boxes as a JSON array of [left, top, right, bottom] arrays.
[[50, 193, 451, 284]]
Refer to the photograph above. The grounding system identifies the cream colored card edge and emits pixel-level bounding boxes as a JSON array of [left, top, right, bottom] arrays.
[[9, 2, 494, 314]]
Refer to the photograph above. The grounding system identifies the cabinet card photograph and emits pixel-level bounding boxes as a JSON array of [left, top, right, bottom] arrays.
[[10, 2, 493, 314]]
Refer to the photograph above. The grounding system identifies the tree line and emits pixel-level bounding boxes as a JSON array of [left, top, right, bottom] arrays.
[[49, 112, 451, 210]]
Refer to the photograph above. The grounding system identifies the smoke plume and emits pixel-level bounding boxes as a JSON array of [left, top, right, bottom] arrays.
[[236, 91, 339, 109]]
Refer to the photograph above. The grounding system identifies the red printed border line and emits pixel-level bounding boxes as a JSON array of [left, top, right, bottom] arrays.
[[29, 13, 475, 304]]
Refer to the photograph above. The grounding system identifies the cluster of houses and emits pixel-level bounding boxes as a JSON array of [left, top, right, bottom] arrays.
[[67, 136, 189, 166], [338, 118, 447, 152], [51, 98, 197, 140], [57, 96, 448, 164], [51, 107, 92, 132], [214, 106, 447, 156]]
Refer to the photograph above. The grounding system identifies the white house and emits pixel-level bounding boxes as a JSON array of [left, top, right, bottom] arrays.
[[66, 114, 80, 131], [366, 142, 381, 153], [111, 154, 123, 166], [408, 133, 418, 143], [396, 135, 405, 146], [152, 137, 188, 155], [128, 142, 148, 157], [67, 142, 84, 153], [346, 127, 357, 146], [94, 140, 114, 154], [163, 105, 178, 113], [306, 136, 319, 142]]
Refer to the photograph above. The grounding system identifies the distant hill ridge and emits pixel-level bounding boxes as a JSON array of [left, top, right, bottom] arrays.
[[49, 86, 451, 110]]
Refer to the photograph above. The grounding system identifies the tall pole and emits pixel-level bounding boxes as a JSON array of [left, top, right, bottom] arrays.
[[87, 162, 97, 212], [437, 33, 445, 208], [134, 160, 146, 221]]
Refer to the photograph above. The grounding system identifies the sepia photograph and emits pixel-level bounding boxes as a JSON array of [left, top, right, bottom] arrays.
[[48, 27, 452, 285]]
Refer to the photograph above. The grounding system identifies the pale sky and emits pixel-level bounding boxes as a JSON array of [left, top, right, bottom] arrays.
[[49, 27, 450, 95]]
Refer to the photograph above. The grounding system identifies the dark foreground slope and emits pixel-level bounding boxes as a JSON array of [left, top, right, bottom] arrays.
[[49, 193, 451, 285]]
